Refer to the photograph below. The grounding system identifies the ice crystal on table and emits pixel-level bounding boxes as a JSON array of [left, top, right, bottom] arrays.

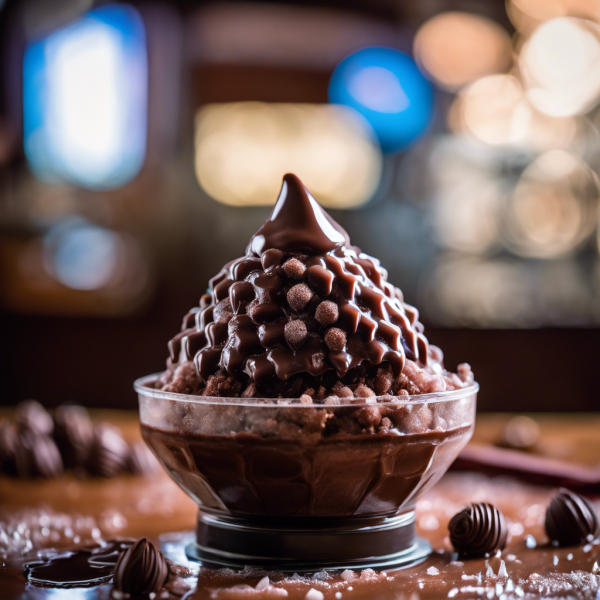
[[525, 535, 537, 548], [497, 559, 508, 579], [340, 570, 355, 582], [427, 566, 439, 575], [304, 590, 324, 600]]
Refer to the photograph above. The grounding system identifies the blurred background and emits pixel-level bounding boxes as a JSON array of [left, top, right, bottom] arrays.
[[0, 0, 599, 412]]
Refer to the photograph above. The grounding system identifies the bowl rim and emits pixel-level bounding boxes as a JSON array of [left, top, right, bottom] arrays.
[[134, 373, 479, 408]]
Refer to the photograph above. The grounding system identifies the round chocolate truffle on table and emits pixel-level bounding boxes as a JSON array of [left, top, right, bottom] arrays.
[[15, 400, 54, 436], [545, 488, 599, 547], [449, 503, 508, 557], [113, 537, 169, 596], [53, 405, 95, 469], [14, 430, 64, 479], [87, 423, 130, 478]]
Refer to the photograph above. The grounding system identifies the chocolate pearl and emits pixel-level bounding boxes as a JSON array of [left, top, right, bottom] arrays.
[[284, 319, 308, 349], [287, 283, 313, 312], [282, 258, 306, 280], [545, 488, 599, 547], [325, 327, 346, 351], [449, 503, 508, 557], [315, 300, 339, 326], [113, 538, 169, 596], [15, 400, 53, 436]]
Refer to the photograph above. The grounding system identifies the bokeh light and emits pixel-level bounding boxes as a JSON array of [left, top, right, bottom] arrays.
[[519, 17, 600, 117], [43, 219, 123, 290], [414, 12, 512, 91], [504, 150, 600, 258], [23, 4, 147, 190], [507, 0, 600, 34], [194, 102, 382, 208], [329, 47, 434, 152]]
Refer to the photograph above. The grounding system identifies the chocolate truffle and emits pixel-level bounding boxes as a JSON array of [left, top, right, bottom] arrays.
[[282, 257, 306, 279], [53, 405, 94, 469], [449, 503, 508, 557], [545, 488, 599, 547], [325, 327, 346, 352], [15, 400, 53, 436], [113, 538, 169, 596], [284, 319, 308, 349], [287, 283, 313, 312], [87, 423, 129, 478], [14, 430, 64, 479], [315, 300, 338, 326]]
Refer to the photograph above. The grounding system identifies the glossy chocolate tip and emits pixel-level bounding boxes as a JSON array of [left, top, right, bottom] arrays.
[[247, 173, 351, 255]]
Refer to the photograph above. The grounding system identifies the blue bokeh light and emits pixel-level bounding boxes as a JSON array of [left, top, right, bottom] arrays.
[[329, 47, 434, 153], [23, 4, 147, 190]]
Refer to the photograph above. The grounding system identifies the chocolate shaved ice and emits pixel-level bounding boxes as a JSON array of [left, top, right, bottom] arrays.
[[160, 174, 474, 400]]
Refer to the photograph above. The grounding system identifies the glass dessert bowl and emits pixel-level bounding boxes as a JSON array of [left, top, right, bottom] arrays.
[[136, 375, 477, 571]]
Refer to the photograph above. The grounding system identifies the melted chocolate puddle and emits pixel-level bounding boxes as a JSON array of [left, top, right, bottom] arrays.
[[24, 540, 133, 588]]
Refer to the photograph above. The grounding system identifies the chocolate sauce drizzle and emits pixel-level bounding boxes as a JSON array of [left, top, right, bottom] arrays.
[[168, 174, 429, 387], [25, 540, 133, 588]]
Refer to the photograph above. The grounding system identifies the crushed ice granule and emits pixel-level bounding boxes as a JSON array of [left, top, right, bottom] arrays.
[[341, 570, 355, 582], [506, 554, 517, 562], [449, 561, 464, 567], [515, 586, 525, 597], [505, 579, 514, 592], [335, 593, 342, 599], [583, 544, 593, 553], [567, 553, 573, 560], [484, 560, 494, 577], [525, 535, 537, 549], [304, 589, 324, 600], [592, 562, 600, 574], [312, 571, 330, 580], [347, 587, 353, 591], [553, 555, 559, 566], [427, 567, 439, 575], [498, 560, 508, 579], [495, 582, 503, 596], [256, 576, 270, 591], [448, 587, 459, 597]]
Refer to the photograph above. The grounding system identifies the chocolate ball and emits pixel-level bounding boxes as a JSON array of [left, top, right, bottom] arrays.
[[449, 503, 508, 557], [284, 319, 308, 349], [325, 327, 346, 351], [315, 300, 339, 326], [282, 258, 306, 280], [545, 488, 599, 547], [113, 538, 169, 596], [15, 400, 53, 436], [287, 284, 313, 312]]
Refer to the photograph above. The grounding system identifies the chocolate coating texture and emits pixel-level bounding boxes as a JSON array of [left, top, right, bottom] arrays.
[[113, 537, 169, 596], [163, 174, 468, 397], [545, 488, 599, 547], [448, 502, 508, 557]]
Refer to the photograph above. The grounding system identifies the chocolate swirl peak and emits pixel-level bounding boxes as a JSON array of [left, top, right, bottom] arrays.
[[449, 503, 508, 557], [247, 173, 351, 255], [545, 488, 599, 547], [163, 174, 456, 397], [113, 537, 169, 596]]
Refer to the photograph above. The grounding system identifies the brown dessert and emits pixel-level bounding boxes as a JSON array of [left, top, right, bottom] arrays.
[[158, 173, 473, 402], [137, 174, 478, 570]]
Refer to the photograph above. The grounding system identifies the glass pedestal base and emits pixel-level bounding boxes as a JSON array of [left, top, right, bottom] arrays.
[[185, 510, 431, 572]]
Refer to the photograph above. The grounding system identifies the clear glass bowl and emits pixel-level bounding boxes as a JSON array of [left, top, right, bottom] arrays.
[[136, 374, 477, 571]]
